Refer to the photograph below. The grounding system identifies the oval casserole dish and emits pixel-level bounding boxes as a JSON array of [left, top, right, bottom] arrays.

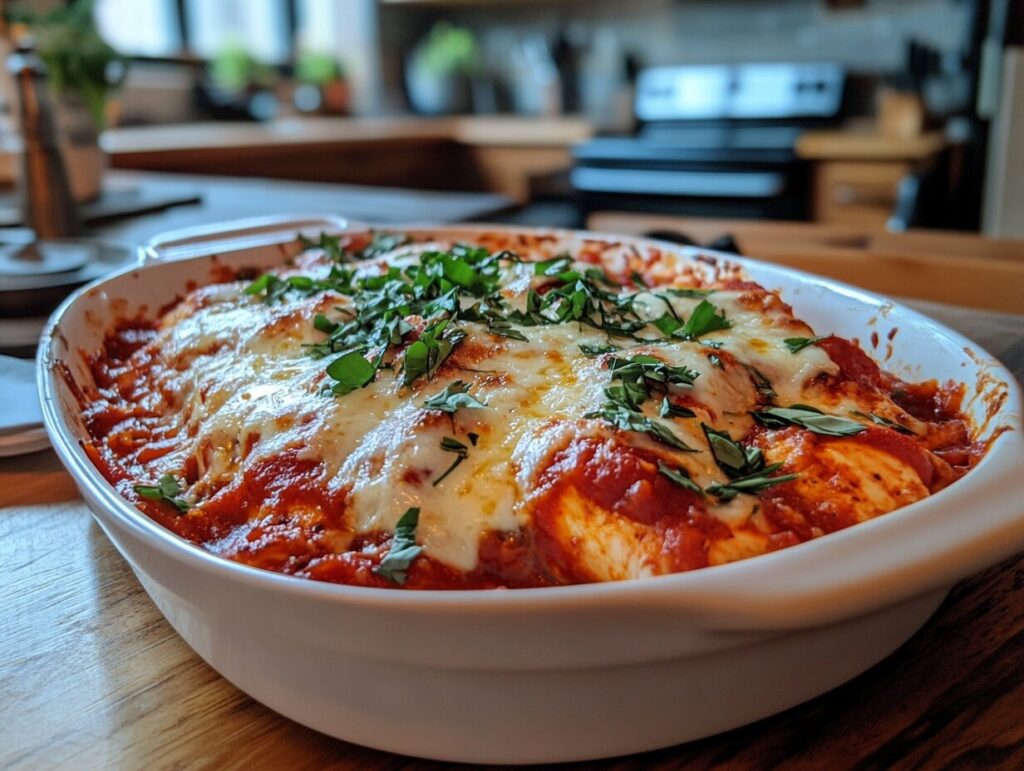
[[38, 219, 1024, 764]]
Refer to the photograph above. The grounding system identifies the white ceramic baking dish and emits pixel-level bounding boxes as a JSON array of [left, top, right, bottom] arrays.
[[38, 218, 1024, 764]]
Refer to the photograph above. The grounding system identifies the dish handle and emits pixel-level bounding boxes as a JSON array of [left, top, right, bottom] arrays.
[[138, 214, 365, 264]]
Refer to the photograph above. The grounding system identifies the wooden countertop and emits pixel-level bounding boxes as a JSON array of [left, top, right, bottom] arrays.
[[3, 298, 1023, 769], [101, 115, 594, 157], [588, 212, 1024, 314], [92, 116, 592, 201], [796, 129, 946, 161]]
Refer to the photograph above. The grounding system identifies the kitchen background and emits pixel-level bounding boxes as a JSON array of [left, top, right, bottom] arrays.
[[0, 0, 1021, 351]]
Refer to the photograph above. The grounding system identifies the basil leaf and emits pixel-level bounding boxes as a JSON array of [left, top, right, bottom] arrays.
[[584, 267, 618, 287], [674, 300, 731, 340], [434, 436, 469, 486], [753, 406, 866, 437], [708, 353, 724, 369], [850, 410, 915, 435], [534, 256, 573, 277], [657, 461, 703, 495], [579, 342, 619, 356], [740, 363, 776, 399], [402, 322, 466, 387], [245, 274, 272, 295], [707, 465, 799, 501], [358, 231, 411, 261], [423, 381, 486, 414], [313, 313, 338, 334], [326, 351, 376, 396], [652, 312, 682, 337], [428, 327, 465, 379], [659, 397, 696, 419], [374, 507, 423, 584], [664, 287, 714, 298], [442, 254, 478, 288], [703, 425, 750, 475], [134, 474, 189, 514], [702, 424, 765, 479], [402, 340, 429, 386], [585, 402, 697, 452], [784, 336, 825, 354], [487, 320, 529, 342], [299, 231, 345, 261]]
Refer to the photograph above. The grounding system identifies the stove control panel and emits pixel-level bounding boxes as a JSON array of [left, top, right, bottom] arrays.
[[636, 63, 845, 123]]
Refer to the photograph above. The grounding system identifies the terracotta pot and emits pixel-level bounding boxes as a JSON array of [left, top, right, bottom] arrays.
[[320, 80, 350, 115]]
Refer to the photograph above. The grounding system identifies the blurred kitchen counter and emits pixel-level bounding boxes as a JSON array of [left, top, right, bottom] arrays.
[[588, 212, 1024, 314], [97, 115, 593, 203], [796, 128, 947, 228]]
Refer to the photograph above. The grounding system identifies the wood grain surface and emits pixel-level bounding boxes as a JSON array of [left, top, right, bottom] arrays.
[[99, 117, 591, 199], [2, 300, 1022, 771], [588, 212, 1024, 314]]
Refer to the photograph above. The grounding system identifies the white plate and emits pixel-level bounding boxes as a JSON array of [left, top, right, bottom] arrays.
[[37, 219, 1024, 763], [0, 426, 49, 457]]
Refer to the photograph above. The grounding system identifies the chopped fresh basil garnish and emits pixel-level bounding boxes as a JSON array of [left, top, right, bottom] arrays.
[[703, 424, 764, 479], [486, 319, 529, 342], [134, 474, 189, 514], [850, 410, 915, 435], [298, 231, 344, 261], [784, 336, 826, 354], [753, 405, 866, 437], [657, 461, 703, 495], [659, 397, 696, 419], [610, 354, 699, 389], [664, 287, 714, 299], [579, 342, 619, 356], [403, 321, 466, 387], [585, 401, 696, 452], [706, 466, 799, 501], [434, 436, 469, 486], [326, 350, 376, 396], [708, 353, 724, 369], [652, 312, 682, 337], [357, 231, 412, 261], [246, 274, 308, 304], [373, 507, 423, 584], [534, 255, 574, 277], [676, 299, 731, 340], [701, 423, 798, 499], [423, 381, 486, 414], [313, 313, 338, 334], [299, 230, 410, 263], [741, 363, 776, 399]]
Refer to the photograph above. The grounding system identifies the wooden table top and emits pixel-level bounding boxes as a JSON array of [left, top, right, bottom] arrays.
[[2, 299, 1023, 770], [100, 115, 593, 157], [588, 212, 1024, 314]]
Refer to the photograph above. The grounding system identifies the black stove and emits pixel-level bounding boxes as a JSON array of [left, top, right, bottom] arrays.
[[572, 62, 846, 220]]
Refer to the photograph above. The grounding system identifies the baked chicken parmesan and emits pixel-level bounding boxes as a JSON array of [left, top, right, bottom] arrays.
[[81, 230, 982, 589]]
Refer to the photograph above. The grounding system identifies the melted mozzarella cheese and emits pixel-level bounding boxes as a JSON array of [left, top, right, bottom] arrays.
[[130, 240, 916, 576]]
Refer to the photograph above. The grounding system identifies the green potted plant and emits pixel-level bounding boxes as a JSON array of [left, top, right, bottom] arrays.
[[202, 43, 280, 121], [405, 22, 479, 115], [12, 0, 126, 201], [209, 44, 278, 95], [293, 49, 349, 115]]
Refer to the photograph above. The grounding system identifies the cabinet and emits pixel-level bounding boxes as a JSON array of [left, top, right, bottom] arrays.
[[797, 130, 945, 228]]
